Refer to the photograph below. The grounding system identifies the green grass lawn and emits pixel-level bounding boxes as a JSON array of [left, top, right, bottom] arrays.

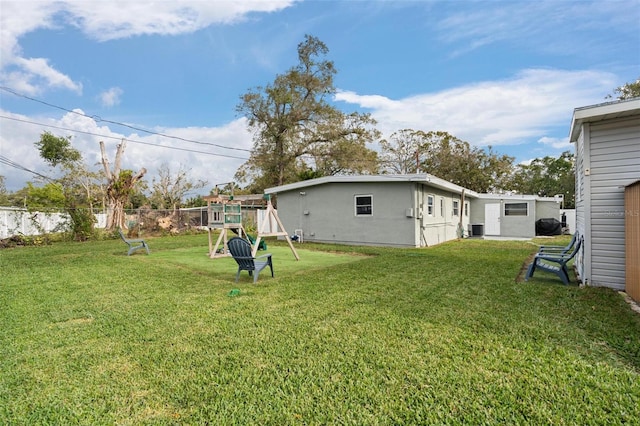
[[1, 233, 639, 424]]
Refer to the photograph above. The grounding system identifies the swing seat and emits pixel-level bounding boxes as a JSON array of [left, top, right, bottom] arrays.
[[247, 234, 267, 250], [118, 228, 150, 256], [227, 237, 273, 283]]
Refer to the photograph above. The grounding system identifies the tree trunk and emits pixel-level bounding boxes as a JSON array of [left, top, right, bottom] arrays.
[[106, 197, 126, 230], [100, 140, 146, 231]]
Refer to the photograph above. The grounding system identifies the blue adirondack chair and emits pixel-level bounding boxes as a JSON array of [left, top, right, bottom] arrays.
[[525, 237, 582, 285], [227, 237, 273, 283], [118, 228, 150, 256]]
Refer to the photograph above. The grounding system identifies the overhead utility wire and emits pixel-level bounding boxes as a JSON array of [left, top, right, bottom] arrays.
[[0, 86, 251, 153], [0, 154, 53, 181], [0, 115, 250, 161]]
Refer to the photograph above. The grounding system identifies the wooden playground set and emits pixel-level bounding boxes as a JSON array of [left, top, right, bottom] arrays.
[[204, 191, 299, 261]]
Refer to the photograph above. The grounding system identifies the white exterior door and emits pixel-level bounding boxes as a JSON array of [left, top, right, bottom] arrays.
[[485, 203, 501, 236]]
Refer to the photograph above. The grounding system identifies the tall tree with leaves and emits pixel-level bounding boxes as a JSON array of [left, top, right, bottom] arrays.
[[420, 131, 514, 192], [379, 129, 514, 193], [379, 129, 426, 174], [100, 140, 146, 231], [235, 35, 380, 192], [510, 151, 575, 208], [606, 77, 640, 100], [34, 132, 100, 240]]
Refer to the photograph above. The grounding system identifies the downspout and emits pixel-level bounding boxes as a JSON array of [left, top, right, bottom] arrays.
[[458, 189, 465, 239]]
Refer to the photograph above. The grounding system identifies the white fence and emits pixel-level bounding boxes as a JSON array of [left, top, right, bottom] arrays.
[[0, 207, 110, 239], [0, 207, 69, 239], [0, 206, 274, 239]]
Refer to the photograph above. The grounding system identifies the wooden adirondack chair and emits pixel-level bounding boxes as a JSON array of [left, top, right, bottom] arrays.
[[227, 237, 273, 283], [525, 237, 582, 285], [118, 228, 150, 256]]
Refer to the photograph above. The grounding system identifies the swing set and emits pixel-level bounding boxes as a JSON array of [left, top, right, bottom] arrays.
[[205, 186, 299, 260]]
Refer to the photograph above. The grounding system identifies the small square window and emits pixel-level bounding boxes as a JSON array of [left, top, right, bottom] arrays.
[[355, 195, 372, 216]]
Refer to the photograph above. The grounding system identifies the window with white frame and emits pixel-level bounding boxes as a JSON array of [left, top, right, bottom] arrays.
[[504, 202, 528, 216], [427, 195, 434, 216], [440, 198, 445, 217], [464, 201, 469, 217], [452, 200, 459, 216], [355, 195, 373, 216]]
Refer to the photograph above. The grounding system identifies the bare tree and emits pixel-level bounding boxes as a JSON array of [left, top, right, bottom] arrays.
[[100, 140, 146, 230], [150, 163, 207, 212]]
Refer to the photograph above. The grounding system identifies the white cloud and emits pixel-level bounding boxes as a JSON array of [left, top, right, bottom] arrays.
[[98, 87, 123, 108], [15, 57, 83, 94], [0, 1, 297, 96], [62, 1, 297, 41], [0, 109, 253, 193], [335, 68, 617, 147], [537, 136, 571, 150], [436, 1, 639, 57]]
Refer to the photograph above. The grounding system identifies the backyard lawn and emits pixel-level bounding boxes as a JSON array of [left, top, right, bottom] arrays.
[[1, 233, 639, 424]]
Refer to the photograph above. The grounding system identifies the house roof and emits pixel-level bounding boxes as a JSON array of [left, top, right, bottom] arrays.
[[202, 193, 267, 207], [264, 174, 479, 198], [569, 97, 640, 142]]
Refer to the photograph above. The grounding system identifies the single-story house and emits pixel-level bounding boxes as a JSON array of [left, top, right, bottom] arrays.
[[264, 174, 565, 247], [264, 174, 478, 248], [570, 97, 640, 291], [469, 194, 561, 238]]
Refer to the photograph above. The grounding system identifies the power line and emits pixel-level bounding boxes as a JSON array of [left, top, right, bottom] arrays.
[[0, 115, 250, 161], [0, 86, 251, 153], [0, 154, 53, 181]]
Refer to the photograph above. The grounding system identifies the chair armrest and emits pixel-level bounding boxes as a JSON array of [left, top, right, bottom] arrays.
[[256, 253, 272, 260], [234, 256, 256, 261]]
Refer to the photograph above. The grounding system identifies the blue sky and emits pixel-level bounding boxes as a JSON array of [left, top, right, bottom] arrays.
[[1, 0, 638, 194]]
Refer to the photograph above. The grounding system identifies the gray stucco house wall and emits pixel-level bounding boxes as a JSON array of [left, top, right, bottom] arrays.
[[469, 194, 561, 238], [570, 98, 640, 290], [265, 174, 476, 248]]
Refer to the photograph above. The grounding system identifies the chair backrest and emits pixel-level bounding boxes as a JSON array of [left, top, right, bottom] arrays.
[[566, 236, 582, 261], [227, 237, 255, 270]]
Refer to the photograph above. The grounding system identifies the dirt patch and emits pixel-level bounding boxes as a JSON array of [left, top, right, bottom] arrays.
[[620, 292, 640, 315]]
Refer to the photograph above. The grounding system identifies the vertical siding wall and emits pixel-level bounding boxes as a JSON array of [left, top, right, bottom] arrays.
[[588, 116, 640, 289], [625, 181, 640, 303]]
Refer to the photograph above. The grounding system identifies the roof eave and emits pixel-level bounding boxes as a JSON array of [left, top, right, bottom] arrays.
[[569, 97, 640, 143], [264, 174, 478, 197]]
